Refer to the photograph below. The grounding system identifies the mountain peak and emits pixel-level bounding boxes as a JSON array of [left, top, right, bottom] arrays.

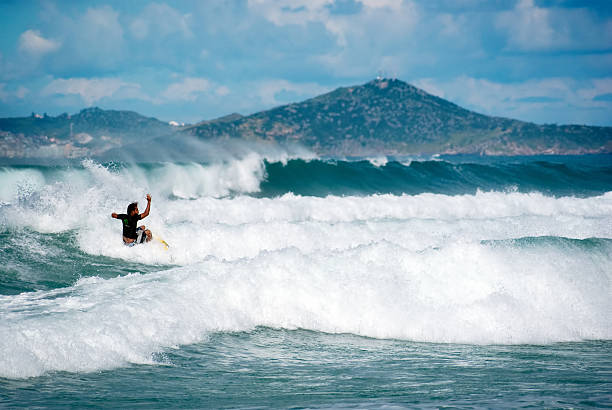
[[185, 78, 612, 156], [361, 78, 431, 98], [80, 106, 102, 112], [367, 77, 405, 87]]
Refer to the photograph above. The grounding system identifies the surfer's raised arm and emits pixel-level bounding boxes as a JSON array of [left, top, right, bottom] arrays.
[[140, 194, 151, 219]]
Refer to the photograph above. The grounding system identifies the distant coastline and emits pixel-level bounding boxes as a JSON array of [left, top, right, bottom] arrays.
[[1, 79, 610, 159]]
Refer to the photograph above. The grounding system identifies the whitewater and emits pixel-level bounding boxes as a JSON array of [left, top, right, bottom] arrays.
[[1, 150, 611, 407]]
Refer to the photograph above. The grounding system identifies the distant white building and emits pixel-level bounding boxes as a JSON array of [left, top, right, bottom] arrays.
[[169, 121, 185, 127]]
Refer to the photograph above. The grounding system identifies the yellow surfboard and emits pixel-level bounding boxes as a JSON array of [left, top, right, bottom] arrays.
[[154, 236, 169, 250]]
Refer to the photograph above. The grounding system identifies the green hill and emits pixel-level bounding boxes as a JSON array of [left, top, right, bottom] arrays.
[[184, 78, 612, 156]]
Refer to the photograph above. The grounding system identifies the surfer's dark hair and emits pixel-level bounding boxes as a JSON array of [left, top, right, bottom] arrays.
[[127, 202, 138, 215]]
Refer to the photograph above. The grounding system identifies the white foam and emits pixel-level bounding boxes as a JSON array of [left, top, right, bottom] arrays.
[[367, 156, 388, 167], [2, 161, 612, 265], [1, 160, 612, 378], [151, 154, 266, 199], [1, 237, 610, 378], [57, 187, 607, 267], [0, 167, 46, 203]]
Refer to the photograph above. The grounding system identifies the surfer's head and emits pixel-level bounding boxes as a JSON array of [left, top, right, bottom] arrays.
[[127, 202, 138, 216]]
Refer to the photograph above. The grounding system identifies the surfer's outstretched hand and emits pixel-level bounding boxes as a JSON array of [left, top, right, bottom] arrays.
[[146, 194, 151, 201]]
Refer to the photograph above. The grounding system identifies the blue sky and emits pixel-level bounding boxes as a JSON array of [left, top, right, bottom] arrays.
[[0, 0, 611, 125]]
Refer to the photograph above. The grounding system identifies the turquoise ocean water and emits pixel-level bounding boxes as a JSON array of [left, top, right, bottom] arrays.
[[1, 152, 611, 407]]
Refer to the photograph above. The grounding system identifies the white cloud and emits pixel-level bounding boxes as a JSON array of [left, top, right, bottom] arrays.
[[15, 86, 29, 99], [12, 5, 126, 73], [130, 18, 149, 40], [18, 30, 61, 56], [248, 0, 417, 47], [495, 0, 612, 52], [248, 0, 344, 44], [85, 6, 119, 28], [69, 6, 125, 69], [359, 0, 403, 12], [576, 78, 612, 101], [215, 85, 230, 96], [161, 77, 210, 101], [78, 6, 124, 45], [437, 13, 465, 37], [247, 0, 419, 79], [496, 0, 555, 50], [415, 76, 568, 110], [42, 77, 143, 105], [253, 79, 330, 106], [0, 83, 30, 102], [414, 75, 612, 124], [130, 3, 192, 40], [411, 78, 446, 98], [248, 0, 333, 26]]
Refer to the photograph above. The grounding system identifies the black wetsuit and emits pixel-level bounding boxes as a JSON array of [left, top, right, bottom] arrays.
[[117, 213, 141, 240]]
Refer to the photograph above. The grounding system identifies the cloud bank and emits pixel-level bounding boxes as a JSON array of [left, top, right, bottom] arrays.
[[0, 0, 610, 125]]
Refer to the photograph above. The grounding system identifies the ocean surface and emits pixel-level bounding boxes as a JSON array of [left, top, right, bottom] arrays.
[[1, 150, 611, 408]]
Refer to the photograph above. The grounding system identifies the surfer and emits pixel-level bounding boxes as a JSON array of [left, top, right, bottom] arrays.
[[111, 194, 153, 246]]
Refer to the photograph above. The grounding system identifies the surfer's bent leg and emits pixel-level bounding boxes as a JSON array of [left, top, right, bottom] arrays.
[[136, 228, 145, 244]]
